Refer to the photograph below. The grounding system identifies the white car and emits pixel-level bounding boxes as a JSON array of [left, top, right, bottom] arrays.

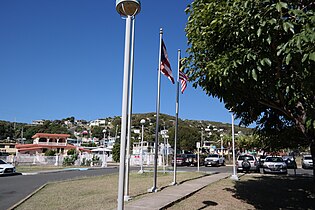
[[302, 154, 313, 169], [204, 154, 225, 167], [0, 159, 16, 175], [237, 154, 260, 173], [263, 156, 287, 174]]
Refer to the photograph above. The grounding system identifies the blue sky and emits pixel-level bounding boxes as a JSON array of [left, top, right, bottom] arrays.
[[0, 0, 234, 125]]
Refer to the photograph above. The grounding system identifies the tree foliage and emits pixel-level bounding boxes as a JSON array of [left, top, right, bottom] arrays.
[[185, 0, 315, 151], [168, 125, 201, 152], [112, 143, 120, 162]]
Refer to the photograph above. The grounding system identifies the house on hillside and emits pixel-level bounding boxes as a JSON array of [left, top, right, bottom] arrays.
[[0, 138, 17, 155], [15, 133, 89, 155]]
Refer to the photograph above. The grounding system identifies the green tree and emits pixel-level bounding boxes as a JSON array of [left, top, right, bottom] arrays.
[[185, 0, 315, 177], [91, 126, 104, 140], [112, 143, 120, 162], [168, 125, 201, 152]]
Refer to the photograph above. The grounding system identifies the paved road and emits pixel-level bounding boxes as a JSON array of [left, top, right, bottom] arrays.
[[173, 165, 313, 176], [0, 167, 118, 210]]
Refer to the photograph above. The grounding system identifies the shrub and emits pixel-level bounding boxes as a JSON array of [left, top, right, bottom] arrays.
[[45, 150, 56, 156]]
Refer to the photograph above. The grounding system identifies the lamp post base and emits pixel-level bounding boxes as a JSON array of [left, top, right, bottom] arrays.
[[230, 174, 239, 181], [138, 169, 144, 174]]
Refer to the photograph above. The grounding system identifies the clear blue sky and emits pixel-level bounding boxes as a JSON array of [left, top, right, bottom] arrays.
[[0, 0, 235, 125]]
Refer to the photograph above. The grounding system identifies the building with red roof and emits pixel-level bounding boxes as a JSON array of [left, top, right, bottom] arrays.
[[16, 133, 90, 154]]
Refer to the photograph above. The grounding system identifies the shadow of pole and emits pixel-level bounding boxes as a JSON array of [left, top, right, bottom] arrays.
[[198, 200, 218, 210]]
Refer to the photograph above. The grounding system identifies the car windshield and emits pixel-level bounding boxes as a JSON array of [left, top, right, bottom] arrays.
[[282, 156, 293, 160], [265, 157, 283, 162], [186, 154, 196, 158], [0, 159, 6, 164], [304, 156, 312, 160], [207, 154, 219, 158], [176, 155, 185, 158], [238, 155, 254, 161]]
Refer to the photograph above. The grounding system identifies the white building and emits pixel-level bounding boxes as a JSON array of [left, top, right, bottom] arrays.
[[89, 119, 106, 127]]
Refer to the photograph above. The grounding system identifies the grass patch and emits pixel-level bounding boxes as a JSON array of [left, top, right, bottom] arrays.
[[16, 171, 205, 210]]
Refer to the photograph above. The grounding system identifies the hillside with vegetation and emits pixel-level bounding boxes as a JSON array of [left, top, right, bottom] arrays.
[[1, 113, 254, 153]]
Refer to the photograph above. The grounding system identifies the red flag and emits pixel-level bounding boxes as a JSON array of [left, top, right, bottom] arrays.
[[179, 70, 188, 93], [160, 40, 175, 84]]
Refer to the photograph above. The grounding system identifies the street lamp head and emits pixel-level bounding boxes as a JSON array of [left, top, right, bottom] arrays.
[[140, 119, 146, 124], [116, 0, 141, 17]]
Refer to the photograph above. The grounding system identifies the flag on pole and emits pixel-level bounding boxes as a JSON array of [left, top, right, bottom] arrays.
[[179, 70, 188, 93], [160, 40, 175, 84]]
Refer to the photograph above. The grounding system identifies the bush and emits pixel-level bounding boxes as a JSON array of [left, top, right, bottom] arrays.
[[44, 150, 56, 156], [63, 153, 78, 166], [67, 149, 76, 156], [112, 143, 120, 162]]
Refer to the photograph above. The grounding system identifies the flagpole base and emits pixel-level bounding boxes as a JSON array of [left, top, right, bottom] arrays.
[[147, 187, 158, 193], [124, 195, 132, 201], [170, 181, 177, 186]]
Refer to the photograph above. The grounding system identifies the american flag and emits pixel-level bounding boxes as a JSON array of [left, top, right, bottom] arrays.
[[179, 70, 188, 93], [160, 40, 175, 84]]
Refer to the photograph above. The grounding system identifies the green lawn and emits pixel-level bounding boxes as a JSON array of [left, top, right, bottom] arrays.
[[15, 171, 205, 210]]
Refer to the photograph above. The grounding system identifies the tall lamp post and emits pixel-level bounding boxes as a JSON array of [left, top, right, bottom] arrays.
[[139, 119, 145, 173], [230, 112, 239, 181], [115, 1, 141, 209]]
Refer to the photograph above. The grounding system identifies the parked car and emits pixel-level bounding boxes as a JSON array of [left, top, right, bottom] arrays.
[[0, 159, 16, 175], [301, 154, 313, 169], [171, 154, 188, 166], [236, 154, 260, 173], [204, 154, 225, 167], [184, 154, 204, 166], [258, 155, 267, 167], [263, 156, 287, 174], [282, 155, 297, 169]]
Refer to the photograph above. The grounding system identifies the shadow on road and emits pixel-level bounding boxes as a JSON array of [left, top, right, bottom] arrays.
[[226, 175, 315, 210]]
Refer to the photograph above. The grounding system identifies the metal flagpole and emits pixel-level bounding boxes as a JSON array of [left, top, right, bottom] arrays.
[[124, 17, 135, 201], [172, 49, 181, 185], [150, 28, 163, 193]]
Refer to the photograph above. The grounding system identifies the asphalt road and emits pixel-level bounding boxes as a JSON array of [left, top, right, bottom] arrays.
[[0, 167, 118, 210], [173, 165, 313, 176], [0, 165, 312, 210]]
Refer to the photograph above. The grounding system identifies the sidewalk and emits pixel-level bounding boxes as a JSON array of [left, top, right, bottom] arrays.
[[124, 172, 230, 210]]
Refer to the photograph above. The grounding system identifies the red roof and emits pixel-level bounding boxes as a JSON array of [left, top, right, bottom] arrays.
[[16, 144, 91, 153], [32, 133, 70, 139]]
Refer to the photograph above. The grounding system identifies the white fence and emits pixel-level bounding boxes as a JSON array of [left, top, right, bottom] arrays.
[[3, 153, 112, 167], [1, 153, 168, 167]]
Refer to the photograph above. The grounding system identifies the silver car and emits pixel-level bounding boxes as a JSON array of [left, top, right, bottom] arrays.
[[263, 156, 287, 174], [0, 159, 16, 175], [237, 154, 260, 173], [301, 154, 313, 169]]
